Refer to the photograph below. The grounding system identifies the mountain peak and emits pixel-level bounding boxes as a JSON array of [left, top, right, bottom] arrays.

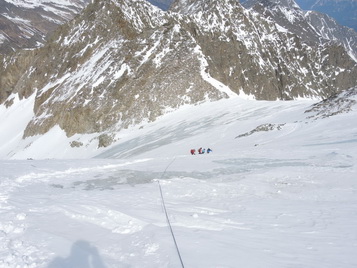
[[170, 0, 241, 14], [243, 0, 301, 9]]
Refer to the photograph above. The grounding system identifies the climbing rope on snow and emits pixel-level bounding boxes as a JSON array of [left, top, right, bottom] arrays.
[[156, 157, 185, 268]]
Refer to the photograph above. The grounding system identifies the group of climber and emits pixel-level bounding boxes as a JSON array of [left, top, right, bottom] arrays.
[[190, 147, 212, 155]]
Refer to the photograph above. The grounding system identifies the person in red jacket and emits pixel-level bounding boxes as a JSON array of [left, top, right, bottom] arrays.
[[190, 149, 196, 155]]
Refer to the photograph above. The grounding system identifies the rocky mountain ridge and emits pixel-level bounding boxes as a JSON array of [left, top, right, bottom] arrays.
[[0, 0, 356, 150], [165, 0, 357, 32]]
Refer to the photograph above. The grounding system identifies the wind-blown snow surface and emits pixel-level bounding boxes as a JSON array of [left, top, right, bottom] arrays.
[[1, 97, 357, 267]]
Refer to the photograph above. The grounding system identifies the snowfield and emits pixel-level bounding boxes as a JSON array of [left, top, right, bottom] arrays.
[[1, 95, 357, 267]]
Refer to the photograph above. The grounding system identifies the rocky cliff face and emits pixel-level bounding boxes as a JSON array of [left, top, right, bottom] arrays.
[[172, 0, 357, 99], [304, 11, 357, 61], [1, 0, 227, 139], [1, 0, 356, 146], [0, 0, 90, 54]]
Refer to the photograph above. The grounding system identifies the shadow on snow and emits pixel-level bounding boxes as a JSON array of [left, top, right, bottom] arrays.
[[47, 240, 107, 268]]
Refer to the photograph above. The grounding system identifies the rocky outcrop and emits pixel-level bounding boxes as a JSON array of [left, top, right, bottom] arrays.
[[305, 86, 357, 119], [235, 123, 286, 138]]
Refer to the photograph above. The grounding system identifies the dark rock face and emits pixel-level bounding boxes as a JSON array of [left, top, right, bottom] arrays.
[[0, 0, 356, 141]]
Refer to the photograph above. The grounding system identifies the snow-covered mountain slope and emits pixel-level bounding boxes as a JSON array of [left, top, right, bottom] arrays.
[[0, 0, 90, 53], [1, 87, 356, 267], [1, 80, 356, 160], [1, 0, 357, 155]]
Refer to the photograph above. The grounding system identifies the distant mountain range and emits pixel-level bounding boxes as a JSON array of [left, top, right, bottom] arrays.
[[1, 0, 355, 54], [0, 0, 90, 53], [147, 0, 172, 10], [147, 0, 357, 31], [154, 0, 357, 65], [242, 0, 357, 61], [296, 0, 357, 31]]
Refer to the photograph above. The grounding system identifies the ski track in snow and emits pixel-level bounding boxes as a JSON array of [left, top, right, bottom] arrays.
[[1, 98, 357, 267]]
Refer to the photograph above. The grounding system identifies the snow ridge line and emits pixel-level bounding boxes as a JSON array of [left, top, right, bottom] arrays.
[[156, 157, 185, 268]]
